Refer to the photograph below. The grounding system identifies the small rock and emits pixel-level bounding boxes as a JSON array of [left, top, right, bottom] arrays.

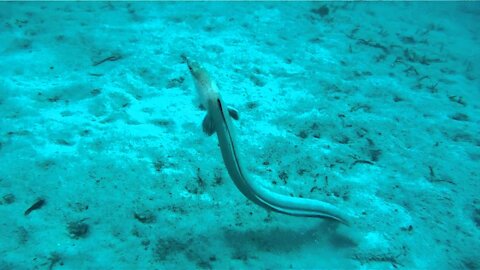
[[134, 210, 156, 224], [67, 220, 89, 239], [450, 113, 469, 121], [2, 193, 15, 204], [311, 5, 329, 17]]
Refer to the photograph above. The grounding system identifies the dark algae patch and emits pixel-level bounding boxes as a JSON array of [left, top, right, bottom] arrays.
[[24, 198, 45, 216]]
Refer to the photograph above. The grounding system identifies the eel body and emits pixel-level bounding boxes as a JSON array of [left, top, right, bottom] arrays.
[[185, 57, 350, 224]]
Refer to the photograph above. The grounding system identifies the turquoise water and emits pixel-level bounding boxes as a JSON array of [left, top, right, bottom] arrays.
[[0, 2, 479, 269]]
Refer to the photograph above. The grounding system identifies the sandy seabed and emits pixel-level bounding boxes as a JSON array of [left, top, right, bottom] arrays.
[[0, 2, 479, 269]]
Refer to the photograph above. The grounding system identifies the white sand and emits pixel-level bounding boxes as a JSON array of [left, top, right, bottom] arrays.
[[0, 2, 479, 269]]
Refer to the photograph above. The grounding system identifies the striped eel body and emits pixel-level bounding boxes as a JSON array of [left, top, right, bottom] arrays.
[[185, 57, 350, 224]]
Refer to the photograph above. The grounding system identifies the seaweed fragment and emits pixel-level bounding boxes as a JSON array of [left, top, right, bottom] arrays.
[[92, 54, 122, 66], [153, 159, 165, 172], [166, 76, 185, 89], [16, 226, 29, 244], [403, 49, 441, 65], [185, 168, 207, 194], [426, 82, 439, 93], [448, 96, 467, 106], [350, 160, 374, 168], [427, 166, 456, 185], [449, 113, 469, 121], [472, 208, 480, 228], [24, 198, 45, 216], [398, 35, 416, 44], [46, 252, 63, 270], [353, 252, 404, 268], [246, 101, 258, 110], [403, 66, 419, 76], [278, 171, 288, 184], [357, 39, 389, 53]]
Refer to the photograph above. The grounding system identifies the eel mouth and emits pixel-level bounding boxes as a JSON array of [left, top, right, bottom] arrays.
[[185, 58, 210, 86], [182, 55, 200, 75]]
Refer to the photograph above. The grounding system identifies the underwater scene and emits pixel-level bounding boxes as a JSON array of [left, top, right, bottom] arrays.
[[0, 1, 479, 269]]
